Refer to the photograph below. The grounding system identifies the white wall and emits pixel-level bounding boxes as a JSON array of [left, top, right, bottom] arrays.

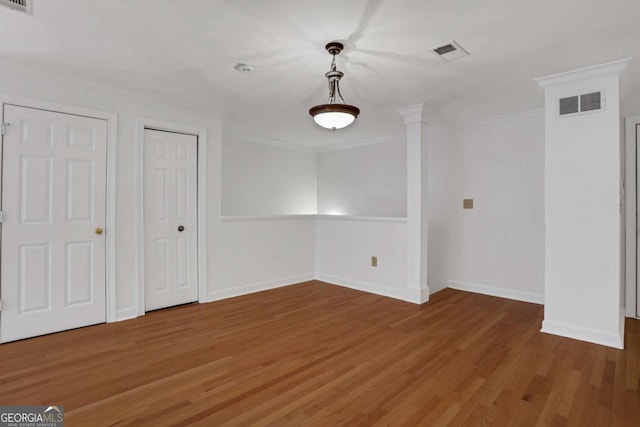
[[426, 126, 453, 293], [210, 217, 315, 300], [314, 136, 408, 302], [0, 62, 316, 320], [444, 112, 545, 303], [222, 135, 317, 216], [317, 139, 407, 217], [315, 217, 409, 301]]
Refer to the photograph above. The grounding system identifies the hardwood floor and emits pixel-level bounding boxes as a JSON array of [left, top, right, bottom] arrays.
[[0, 281, 638, 426]]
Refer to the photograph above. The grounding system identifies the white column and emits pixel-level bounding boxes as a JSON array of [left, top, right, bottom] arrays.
[[535, 58, 630, 348], [397, 103, 429, 304]]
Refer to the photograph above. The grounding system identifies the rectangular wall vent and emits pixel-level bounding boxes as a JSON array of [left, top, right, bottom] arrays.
[[559, 91, 603, 116], [431, 40, 469, 61], [580, 92, 601, 112], [0, 0, 31, 14], [559, 96, 579, 115]]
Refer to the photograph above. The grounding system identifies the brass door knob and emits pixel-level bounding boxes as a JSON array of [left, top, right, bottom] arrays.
[[95, 227, 104, 235]]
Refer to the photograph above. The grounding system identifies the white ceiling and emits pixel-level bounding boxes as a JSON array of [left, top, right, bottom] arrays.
[[0, 0, 638, 147]]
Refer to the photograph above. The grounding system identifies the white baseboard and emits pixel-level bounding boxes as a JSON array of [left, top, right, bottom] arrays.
[[448, 280, 544, 305], [116, 307, 139, 322], [541, 319, 624, 349], [409, 286, 430, 304], [316, 273, 428, 304], [207, 273, 315, 302]]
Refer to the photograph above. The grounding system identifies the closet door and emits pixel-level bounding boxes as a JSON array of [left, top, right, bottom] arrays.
[[1, 105, 107, 342], [144, 129, 198, 311]]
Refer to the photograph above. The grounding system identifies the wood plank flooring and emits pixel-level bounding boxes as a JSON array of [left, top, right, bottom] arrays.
[[0, 281, 639, 426]]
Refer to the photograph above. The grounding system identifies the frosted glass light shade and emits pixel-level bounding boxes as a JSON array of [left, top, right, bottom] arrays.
[[309, 104, 360, 130]]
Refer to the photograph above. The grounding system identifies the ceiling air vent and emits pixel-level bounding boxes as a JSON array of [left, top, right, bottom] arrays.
[[559, 91, 603, 116], [0, 0, 31, 14], [431, 40, 469, 61]]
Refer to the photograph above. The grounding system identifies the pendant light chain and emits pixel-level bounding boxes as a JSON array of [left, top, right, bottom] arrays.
[[327, 53, 346, 105], [309, 41, 360, 130]]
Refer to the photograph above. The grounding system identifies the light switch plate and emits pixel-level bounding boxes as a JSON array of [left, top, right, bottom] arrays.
[[371, 256, 378, 267]]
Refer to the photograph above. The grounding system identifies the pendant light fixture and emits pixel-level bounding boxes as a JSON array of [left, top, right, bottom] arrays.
[[309, 42, 360, 130]]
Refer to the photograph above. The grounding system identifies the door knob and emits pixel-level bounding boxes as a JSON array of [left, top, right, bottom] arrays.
[[95, 227, 104, 235], [178, 225, 185, 232]]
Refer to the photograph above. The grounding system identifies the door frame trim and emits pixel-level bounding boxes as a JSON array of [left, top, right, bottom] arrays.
[[0, 94, 118, 323], [135, 117, 208, 316], [626, 114, 640, 318]]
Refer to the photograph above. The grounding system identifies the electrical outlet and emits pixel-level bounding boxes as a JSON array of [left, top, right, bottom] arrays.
[[371, 256, 378, 267], [463, 199, 474, 209]]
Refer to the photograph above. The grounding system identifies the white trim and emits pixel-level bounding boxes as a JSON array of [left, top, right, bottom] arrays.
[[397, 103, 426, 124], [116, 307, 138, 322], [224, 132, 317, 153], [448, 280, 544, 305], [627, 115, 640, 318], [220, 215, 316, 222], [225, 130, 404, 153], [535, 58, 631, 88], [1, 61, 219, 119], [135, 116, 208, 317], [452, 109, 544, 128], [315, 133, 405, 153], [315, 215, 408, 223], [316, 274, 427, 304], [220, 215, 408, 223], [408, 286, 430, 304], [0, 93, 118, 325], [541, 319, 624, 349], [207, 274, 314, 302]]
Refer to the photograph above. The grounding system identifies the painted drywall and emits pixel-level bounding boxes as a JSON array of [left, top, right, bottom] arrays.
[[538, 60, 627, 348], [445, 112, 545, 303], [222, 135, 317, 216], [210, 217, 315, 300], [317, 139, 407, 217], [426, 125, 453, 294], [0, 62, 316, 320], [314, 123, 452, 301], [315, 217, 409, 301], [313, 112, 545, 304], [314, 139, 411, 302]]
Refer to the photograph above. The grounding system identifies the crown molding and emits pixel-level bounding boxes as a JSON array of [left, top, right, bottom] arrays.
[[0, 60, 222, 118], [316, 133, 405, 153], [396, 103, 426, 124], [224, 132, 318, 153], [535, 57, 631, 88], [226, 131, 405, 153], [450, 108, 544, 129]]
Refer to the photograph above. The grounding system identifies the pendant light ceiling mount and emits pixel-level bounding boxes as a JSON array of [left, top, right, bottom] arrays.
[[325, 41, 344, 56], [309, 41, 360, 130]]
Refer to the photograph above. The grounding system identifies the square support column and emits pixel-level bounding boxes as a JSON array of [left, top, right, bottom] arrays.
[[398, 104, 429, 303], [536, 58, 630, 348]]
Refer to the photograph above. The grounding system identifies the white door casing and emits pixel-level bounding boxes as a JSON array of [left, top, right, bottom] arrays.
[[626, 115, 640, 319], [1, 105, 108, 342], [144, 129, 198, 311], [636, 121, 640, 318]]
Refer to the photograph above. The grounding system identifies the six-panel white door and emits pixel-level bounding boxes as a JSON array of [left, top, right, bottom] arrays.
[[144, 129, 198, 311], [1, 105, 107, 343]]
